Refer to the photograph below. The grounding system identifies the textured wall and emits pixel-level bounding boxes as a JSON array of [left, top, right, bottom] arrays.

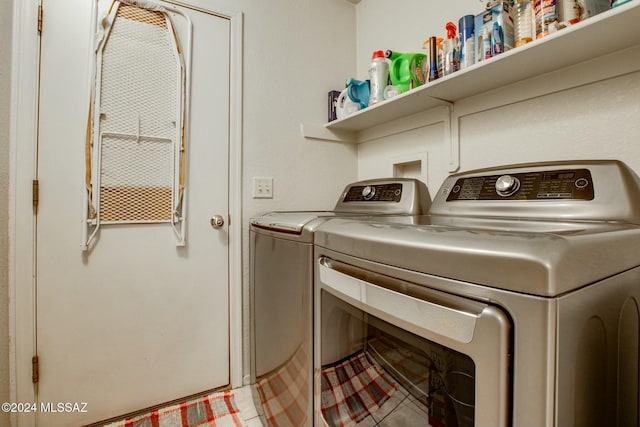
[[231, 0, 359, 382]]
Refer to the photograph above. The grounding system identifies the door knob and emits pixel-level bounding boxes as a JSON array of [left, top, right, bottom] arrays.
[[210, 215, 225, 229]]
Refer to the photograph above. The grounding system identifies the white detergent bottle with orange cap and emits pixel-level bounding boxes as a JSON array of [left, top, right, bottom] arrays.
[[368, 50, 389, 105]]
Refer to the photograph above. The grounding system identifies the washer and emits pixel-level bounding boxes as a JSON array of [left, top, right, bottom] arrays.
[[249, 178, 430, 427], [314, 160, 640, 427]]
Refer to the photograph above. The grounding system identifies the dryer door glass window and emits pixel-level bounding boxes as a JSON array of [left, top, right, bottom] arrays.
[[320, 291, 475, 427]]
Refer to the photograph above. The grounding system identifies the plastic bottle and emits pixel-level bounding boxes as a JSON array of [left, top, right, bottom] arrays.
[[534, 0, 559, 39], [611, 0, 632, 8], [458, 15, 475, 69], [482, 27, 492, 61], [586, 0, 611, 16], [436, 38, 445, 77], [513, 0, 534, 47], [368, 50, 389, 106], [560, 0, 587, 24], [443, 22, 459, 76], [429, 37, 439, 81], [385, 50, 428, 92], [384, 50, 401, 61], [491, 21, 504, 55]]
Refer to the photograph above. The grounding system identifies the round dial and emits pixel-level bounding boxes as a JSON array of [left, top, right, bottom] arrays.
[[495, 175, 521, 197], [362, 185, 376, 200]]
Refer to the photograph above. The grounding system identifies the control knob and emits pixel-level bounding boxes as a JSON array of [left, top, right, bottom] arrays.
[[495, 175, 520, 197], [362, 185, 376, 200]]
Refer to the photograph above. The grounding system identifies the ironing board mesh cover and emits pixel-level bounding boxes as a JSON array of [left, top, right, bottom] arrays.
[[98, 3, 178, 222]]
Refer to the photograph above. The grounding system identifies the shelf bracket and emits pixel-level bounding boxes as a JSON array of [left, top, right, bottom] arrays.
[[445, 103, 460, 173], [300, 123, 357, 143]]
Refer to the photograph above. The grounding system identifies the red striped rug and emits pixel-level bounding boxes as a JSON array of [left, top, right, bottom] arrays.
[[103, 391, 243, 427]]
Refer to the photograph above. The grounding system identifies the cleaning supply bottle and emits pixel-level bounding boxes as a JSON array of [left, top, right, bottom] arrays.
[[429, 37, 439, 81], [385, 50, 428, 93], [534, 0, 559, 39], [368, 50, 389, 105], [384, 50, 401, 61], [560, 0, 586, 24], [513, 0, 534, 47], [492, 21, 504, 56], [458, 15, 475, 69], [443, 22, 459, 76], [482, 26, 492, 61]]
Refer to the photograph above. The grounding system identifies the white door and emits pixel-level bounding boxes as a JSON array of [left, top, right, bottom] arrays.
[[36, 1, 231, 425]]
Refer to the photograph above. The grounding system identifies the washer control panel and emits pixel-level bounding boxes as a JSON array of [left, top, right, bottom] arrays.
[[446, 168, 594, 201], [343, 183, 403, 203]]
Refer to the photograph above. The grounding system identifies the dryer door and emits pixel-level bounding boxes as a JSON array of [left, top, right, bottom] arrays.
[[315, 257, 511, 427]]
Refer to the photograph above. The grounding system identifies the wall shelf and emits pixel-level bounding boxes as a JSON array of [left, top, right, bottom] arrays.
[[302, 1, 640, 143]]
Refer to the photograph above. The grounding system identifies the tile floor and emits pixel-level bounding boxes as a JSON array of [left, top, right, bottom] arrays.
[[231, 386, 264, 427], [351, 380, 430, 427]]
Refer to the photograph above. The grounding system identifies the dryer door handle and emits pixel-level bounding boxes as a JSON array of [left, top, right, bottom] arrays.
[[318, 257, 481, 344]]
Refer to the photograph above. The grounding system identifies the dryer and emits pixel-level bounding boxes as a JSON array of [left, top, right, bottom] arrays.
[[314, 160, 640, 427], [249, 178, 430, 427]]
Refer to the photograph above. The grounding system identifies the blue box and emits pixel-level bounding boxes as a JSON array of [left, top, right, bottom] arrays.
[[475, 2, 514, 64]]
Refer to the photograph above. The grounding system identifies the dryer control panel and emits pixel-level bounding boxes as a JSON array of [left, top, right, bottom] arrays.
[[335, 178, 431, 215], [431, 160, 640, 224], [343, 183, 403, 203], [446, 168, 594, 201]]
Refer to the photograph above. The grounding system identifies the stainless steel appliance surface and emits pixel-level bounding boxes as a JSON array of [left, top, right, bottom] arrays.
[[314, 160, 640, 427], [249, 178, 430, 427]]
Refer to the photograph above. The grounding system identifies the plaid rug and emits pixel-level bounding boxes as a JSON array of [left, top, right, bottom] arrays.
[[321, 351, 397, 427], [103, 391, 243, 427], [256, 344, 310, 427]]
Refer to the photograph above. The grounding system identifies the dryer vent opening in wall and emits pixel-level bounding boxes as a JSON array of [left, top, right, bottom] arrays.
[[394, 160, 422, 180]]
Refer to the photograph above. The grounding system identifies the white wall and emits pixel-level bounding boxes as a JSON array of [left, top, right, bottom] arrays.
[[356, 0, 474, 75], [354, 0, 640, 192], [458, 72, 640, 171], [236, 0, 358, 214], [229, 0, 358, 381], [0, 0, 13, 425], [357, 119, 446, 189]]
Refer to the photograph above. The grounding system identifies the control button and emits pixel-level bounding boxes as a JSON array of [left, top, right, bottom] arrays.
[[362, 185, 376, 200], [495, 175, 521, 197], [575, 177, 589, 189]]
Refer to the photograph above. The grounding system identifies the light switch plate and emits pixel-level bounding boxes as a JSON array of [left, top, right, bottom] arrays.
[[253, 177, 273, 199]]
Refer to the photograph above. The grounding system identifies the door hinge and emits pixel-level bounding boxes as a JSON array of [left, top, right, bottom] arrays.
[[32, 179, 39, 209], [32, 356, 39, 384], [37, 4, 43, 34]]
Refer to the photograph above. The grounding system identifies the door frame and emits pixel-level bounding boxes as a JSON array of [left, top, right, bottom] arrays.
[[8, 1, 244, 425]]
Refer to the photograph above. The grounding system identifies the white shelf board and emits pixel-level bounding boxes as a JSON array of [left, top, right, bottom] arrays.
[[303, 1, 640, 140], [428, 0, 640, 101], [323, 87, 450, 132]]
